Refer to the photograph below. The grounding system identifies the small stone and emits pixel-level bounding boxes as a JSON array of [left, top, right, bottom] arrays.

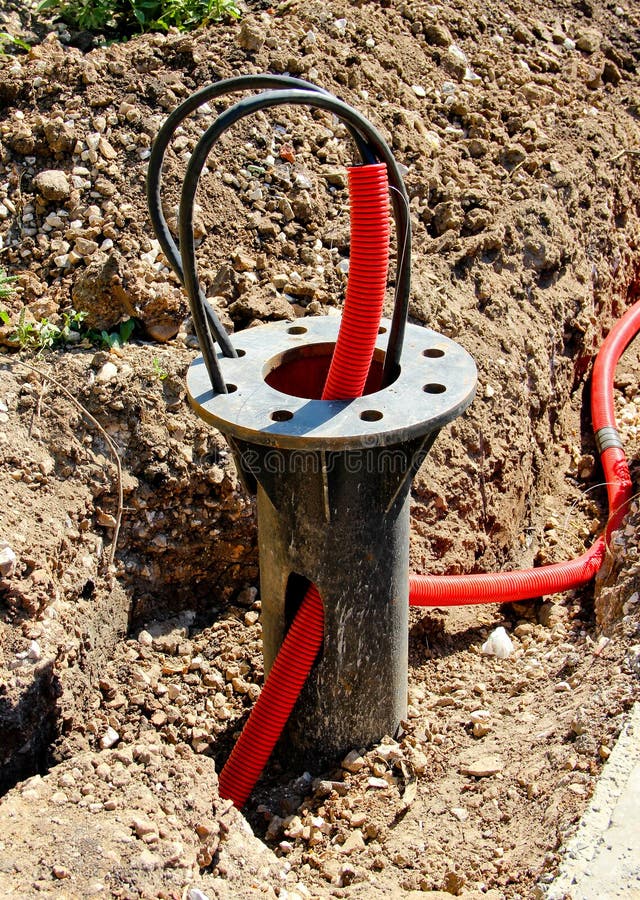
[[323, 168, 347, 188], [100, 726, 120, 749], [340, 829, 365, 854], [232, 248, 256, 272], [350, 811, 367, 827], [33, 170, 71, 202], [342, 749, 365, 773], [27, 640, 42, 661], [460, 754, 504, 777], [96, 507, 117, 528], [99, 137, 118, 160], [451, 807, 468, 822], [443, 870, 466, 894], [575, 29, 601, 53], [255, 216, 278, 238], [131, 814, 159, 840], [75, 237, 99, 256], [96, 361, 118, 383], [603, 60, 622, 85], [0, 545, 17, 577], [138, 629, 153, 646], [443, 45, 468, 80], [481, 626, 514, 658], [412, 84, 427, 98], [473, 722, 491, 738], [187, 890, 212, 900], [367, 777, 388, 789], [236, 21, 265, 51], [424, 23, 452, 46], [411, 750, 429, 774], [52, 865, 70, 879]]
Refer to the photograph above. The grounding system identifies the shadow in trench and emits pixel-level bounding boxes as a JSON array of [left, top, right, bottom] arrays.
[[0, 659, 61, 797]]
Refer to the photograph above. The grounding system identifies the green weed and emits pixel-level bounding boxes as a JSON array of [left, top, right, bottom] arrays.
[[91, 317, 136, 350], [151, 356, 168, 380], [7, 308, 88, 353], [0, 267, 17, 301], [0, 32, 29, 54], [36, 0, 239, 35]]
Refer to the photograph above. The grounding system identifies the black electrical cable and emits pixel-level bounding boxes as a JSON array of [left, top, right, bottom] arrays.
[[146, 75, 378, 391], [178, 88, 411, 394], [147, 75, 375, 283]]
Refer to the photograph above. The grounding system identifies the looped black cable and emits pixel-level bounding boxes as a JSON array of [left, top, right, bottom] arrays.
[[177, 87, 411, 394], [146, 75, 378, 392], [147, 75, 375, 286]]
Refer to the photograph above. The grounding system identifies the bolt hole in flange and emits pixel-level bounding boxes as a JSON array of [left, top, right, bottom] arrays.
[[423, 348, 444, 358], [235, 349, 247, 357], [271, 410, 294, 422], [423, 383, 446, 394], [226, 383, 238, 393], [360, 409, 383, 421], [287, 326, 308, 335], [378, 325, 387, 334]]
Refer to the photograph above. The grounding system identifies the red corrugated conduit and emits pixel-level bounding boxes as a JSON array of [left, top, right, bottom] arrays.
[[410, 298, 639, 606], [219, 162, 639, 808], [322, 164, 390, 400], [219, 164, 391, 808], [218, 584, 325, 809]]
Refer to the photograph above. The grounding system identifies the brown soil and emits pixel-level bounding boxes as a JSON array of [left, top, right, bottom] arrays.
[[0, 0, 640, 897]]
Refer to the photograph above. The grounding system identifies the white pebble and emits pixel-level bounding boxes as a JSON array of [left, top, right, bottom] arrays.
[[451, 807, 468, 822], [100, 726, 120, 749], [27, 640, 42, 661], [481, 626, 514, 659], [367, 777, 388, 789], [96, 362, 118, 383], [0, 544, 17, 577], [187, 890, 212, 900]]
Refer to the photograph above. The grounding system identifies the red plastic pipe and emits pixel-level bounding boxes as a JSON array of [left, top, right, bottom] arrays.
[[409, 298, 639, 607], [218, 584, 324, 809], [219, 164, 391, 808], [322, 164, 390, 400]]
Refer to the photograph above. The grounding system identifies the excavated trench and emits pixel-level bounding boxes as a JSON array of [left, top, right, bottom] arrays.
[[0, 261, 636, 801]]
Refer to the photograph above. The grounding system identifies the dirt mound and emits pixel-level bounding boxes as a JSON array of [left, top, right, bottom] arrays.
[[0, 0, 640, 896]]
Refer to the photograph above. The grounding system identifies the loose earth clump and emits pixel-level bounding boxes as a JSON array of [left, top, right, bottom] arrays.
[[0, 0, 639, 897]]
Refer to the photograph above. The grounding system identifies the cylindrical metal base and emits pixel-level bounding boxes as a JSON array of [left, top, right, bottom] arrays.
[[186, 317, 477, 766], [238, 440, 432, 765]]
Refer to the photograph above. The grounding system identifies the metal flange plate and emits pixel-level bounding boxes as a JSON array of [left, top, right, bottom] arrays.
[[186, 317, 476, 450]]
